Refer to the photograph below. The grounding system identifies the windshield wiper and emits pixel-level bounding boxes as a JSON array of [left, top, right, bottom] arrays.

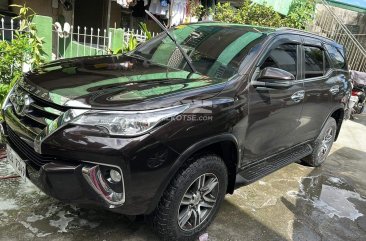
[[145, 10, 197, 73]]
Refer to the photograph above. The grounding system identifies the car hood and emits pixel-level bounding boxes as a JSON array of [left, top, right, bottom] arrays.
[[21, 55, 227, 111]]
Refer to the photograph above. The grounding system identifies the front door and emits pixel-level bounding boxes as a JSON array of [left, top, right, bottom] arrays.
[[243, 35, 305, 163]]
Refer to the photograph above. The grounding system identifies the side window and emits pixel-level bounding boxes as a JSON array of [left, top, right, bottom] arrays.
[[260, 44, 297, 78], [325, 44, 347, 70], [304, 46, 324, 79]]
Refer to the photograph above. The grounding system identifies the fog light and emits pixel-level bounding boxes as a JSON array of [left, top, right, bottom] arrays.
[[110, 169, 122, 183], [82, 164, 125, 207]]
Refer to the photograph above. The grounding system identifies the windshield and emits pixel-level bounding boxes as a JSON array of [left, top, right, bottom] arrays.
[[131, 24, 271, 80]]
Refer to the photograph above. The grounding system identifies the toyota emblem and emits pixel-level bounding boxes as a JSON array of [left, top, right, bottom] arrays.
[[9, 87, 30, 117]]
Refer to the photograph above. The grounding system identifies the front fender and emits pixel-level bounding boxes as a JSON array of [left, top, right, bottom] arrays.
[[145, 133, 239, 214]]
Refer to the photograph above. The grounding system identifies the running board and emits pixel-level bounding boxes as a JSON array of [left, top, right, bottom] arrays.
[[235, 144, 313, 188]]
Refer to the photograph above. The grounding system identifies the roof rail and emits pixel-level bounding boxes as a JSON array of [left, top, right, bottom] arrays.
[[276, 27, 335, 42]]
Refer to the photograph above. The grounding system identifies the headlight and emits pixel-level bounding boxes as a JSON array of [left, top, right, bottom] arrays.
[[71, 105, 188, 136]]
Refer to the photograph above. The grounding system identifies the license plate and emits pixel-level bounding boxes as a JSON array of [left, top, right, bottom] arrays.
[[7, 145, 27, 181]]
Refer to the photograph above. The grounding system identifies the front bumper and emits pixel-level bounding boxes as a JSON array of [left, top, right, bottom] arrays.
[[1, 122, 123, 209], [0, 120, 180, 215]]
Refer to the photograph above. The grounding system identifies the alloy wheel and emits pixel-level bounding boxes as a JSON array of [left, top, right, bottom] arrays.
[[178, 173, 219, 231], [318, 127, 334, 160]]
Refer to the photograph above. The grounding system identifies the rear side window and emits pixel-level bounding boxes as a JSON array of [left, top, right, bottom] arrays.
[[325, 44, 347, 70], [260, 44, 297, 78], [304, 46, 325, 79]]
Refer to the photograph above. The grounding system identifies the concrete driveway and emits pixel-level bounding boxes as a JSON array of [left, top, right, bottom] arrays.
[[0, 114, 365, 241]]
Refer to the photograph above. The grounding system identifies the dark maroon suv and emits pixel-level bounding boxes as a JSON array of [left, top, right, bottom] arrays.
[[1, 23, 351, 241]]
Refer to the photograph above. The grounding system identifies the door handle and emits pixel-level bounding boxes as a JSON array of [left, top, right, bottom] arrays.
[[329, 85, 340, 95], [291, 90, 305, 103]]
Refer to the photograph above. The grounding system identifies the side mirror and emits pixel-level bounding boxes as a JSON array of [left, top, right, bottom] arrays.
[[253, 67, 295, 89], [258, 67, 295, 81]]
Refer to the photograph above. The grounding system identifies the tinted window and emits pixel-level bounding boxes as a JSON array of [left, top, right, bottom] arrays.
[[325, 44, 347, 70], [260, 44, 297, 78], [132, 25, 270, 80], [304, 46, 324, 79]]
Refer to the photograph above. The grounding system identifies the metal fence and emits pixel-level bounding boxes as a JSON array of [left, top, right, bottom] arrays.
[[53, 23, 157, 60], [124, 28, 157, 43], [1, 17, 157, 60], [0, 18, 21, 42], [53, 25, 112, 59], [309, 0, 366, 71]]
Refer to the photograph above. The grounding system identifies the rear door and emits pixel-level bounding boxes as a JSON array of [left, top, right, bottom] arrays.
[[324, 44, 350, 106], [295, 37, 334, 142]]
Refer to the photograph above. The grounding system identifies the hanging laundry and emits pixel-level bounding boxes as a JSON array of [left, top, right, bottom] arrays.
[[171, 0, 188, 26], [115, 0, 137, 8], [161, 0, 169, 7], [116, 0, 128, 8], [149, 0, 169, 16]]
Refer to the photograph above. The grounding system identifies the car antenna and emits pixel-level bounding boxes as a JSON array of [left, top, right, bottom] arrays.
[[145, 10, 197, 74]]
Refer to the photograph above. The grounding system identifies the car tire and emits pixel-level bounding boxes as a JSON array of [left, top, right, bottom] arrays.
[[302, 117, 337, 167], [150, 154, 228, 241]]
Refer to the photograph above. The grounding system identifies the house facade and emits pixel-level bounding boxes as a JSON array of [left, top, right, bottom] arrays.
[[2, 0, 216, 32], [1, 0, 122, 30]]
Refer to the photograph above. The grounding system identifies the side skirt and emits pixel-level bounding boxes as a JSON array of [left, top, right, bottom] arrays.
[[235, 143, 313, 188]]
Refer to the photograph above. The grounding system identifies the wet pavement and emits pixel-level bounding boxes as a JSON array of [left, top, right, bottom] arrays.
[[0, 114, 366, 241]]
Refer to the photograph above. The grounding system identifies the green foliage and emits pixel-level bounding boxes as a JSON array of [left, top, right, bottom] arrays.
[[214, 1, 283, 27], [214, 0, 315, 29], [139, 22, 153, 41], [284, 0, 316, 29], [123, 35, 138, 53], [0, 4, 44, 106], [113, 34, 138, 54], [190, 0, 204, 17], [214, 3, 238, 23], [114, 22, 153, 54], [203, 7, 214, 17]]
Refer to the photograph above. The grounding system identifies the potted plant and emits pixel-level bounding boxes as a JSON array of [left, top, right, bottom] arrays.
[[189, 0, 203, 23]]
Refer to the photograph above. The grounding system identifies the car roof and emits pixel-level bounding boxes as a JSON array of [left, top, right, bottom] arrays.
[[185, 22, 276, 34], [274, 27, 341, 47], [186, 22, 342, 48]]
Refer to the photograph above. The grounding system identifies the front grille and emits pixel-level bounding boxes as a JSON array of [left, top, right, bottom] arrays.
[[10, 85, 65, 133], [7, 126, 56, 168], [6, 84, 65, 168]]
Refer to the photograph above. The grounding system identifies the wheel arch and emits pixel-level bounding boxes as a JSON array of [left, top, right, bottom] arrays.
[[146, 134, 240, 214], [323, 106, 345, 141]]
